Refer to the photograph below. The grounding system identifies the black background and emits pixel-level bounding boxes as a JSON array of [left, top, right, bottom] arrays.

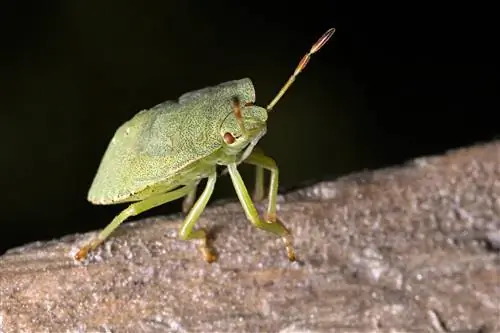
[[0, 1, 497, 254]]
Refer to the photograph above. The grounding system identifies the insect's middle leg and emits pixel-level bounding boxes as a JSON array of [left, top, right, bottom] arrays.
[[227, 163, 295, 261], [251, 147, 265, 201], [244, 149, 280, 223], [75, 184, 195, 261], [254, 165, 265, 201], [182, 183, 198, 213], [178, 172, 217, 263]]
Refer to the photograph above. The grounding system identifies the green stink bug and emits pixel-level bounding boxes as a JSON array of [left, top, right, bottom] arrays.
[[75, 28, 335, 263]]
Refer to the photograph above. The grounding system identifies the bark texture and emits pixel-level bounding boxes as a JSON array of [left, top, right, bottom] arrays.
[[1, 142, 499, 333]]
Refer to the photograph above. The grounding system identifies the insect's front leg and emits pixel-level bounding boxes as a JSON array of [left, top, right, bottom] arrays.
[[226, 163, 295, 262], [218, 146, 265, 201]]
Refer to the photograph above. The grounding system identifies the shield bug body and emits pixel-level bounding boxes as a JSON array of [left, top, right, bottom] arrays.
[[76, 28, 336, 263]]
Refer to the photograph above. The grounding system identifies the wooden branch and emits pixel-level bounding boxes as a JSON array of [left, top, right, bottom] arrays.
[[1, 142, 499, 332]]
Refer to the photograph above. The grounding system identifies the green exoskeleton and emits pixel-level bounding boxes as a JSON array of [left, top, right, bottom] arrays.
[[75, 28, 335, 263]]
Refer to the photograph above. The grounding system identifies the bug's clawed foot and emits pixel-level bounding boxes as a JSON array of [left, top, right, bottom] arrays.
[[282, 234, 296, 262], [200, 245, 217, 263], [74, 246, 90, 261], [264, 212, 277, 224], [194, 227, 217, 263], [74, 239, 101, 261], [263, 213, 296, 262]]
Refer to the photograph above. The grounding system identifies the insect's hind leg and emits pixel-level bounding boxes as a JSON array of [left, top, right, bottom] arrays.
[[178, 172, 217, 263], [75, 184, 195, 261]]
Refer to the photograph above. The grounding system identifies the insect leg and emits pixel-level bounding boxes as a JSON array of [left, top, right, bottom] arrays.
[[251, 147, 265, 201], [254, 164, 265, 201], [75, 184, 195, 261], [227, 163, 295, 261], [243, 150, 280, 223], [218, 147, 265, 201], [182, 182, 198, 213], [178, 172, 217, 263]]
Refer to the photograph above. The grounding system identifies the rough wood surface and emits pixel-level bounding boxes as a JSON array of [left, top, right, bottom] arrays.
[[1, 142, 499, 333]]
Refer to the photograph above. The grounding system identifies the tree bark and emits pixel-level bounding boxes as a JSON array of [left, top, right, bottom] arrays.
[[1, 142, 499, 333]]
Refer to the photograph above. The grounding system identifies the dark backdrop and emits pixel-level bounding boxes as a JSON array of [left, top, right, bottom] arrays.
[[0, 1, 497, 253]]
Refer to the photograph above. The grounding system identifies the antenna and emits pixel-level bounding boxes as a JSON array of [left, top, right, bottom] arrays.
[[266, 28, 335, 111]]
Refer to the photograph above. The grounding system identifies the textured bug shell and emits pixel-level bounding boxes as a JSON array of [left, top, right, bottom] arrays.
[[88, 78, 256, 204]]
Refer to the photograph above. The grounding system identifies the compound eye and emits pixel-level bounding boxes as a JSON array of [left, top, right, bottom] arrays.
[[223, 132, 236, 144]]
